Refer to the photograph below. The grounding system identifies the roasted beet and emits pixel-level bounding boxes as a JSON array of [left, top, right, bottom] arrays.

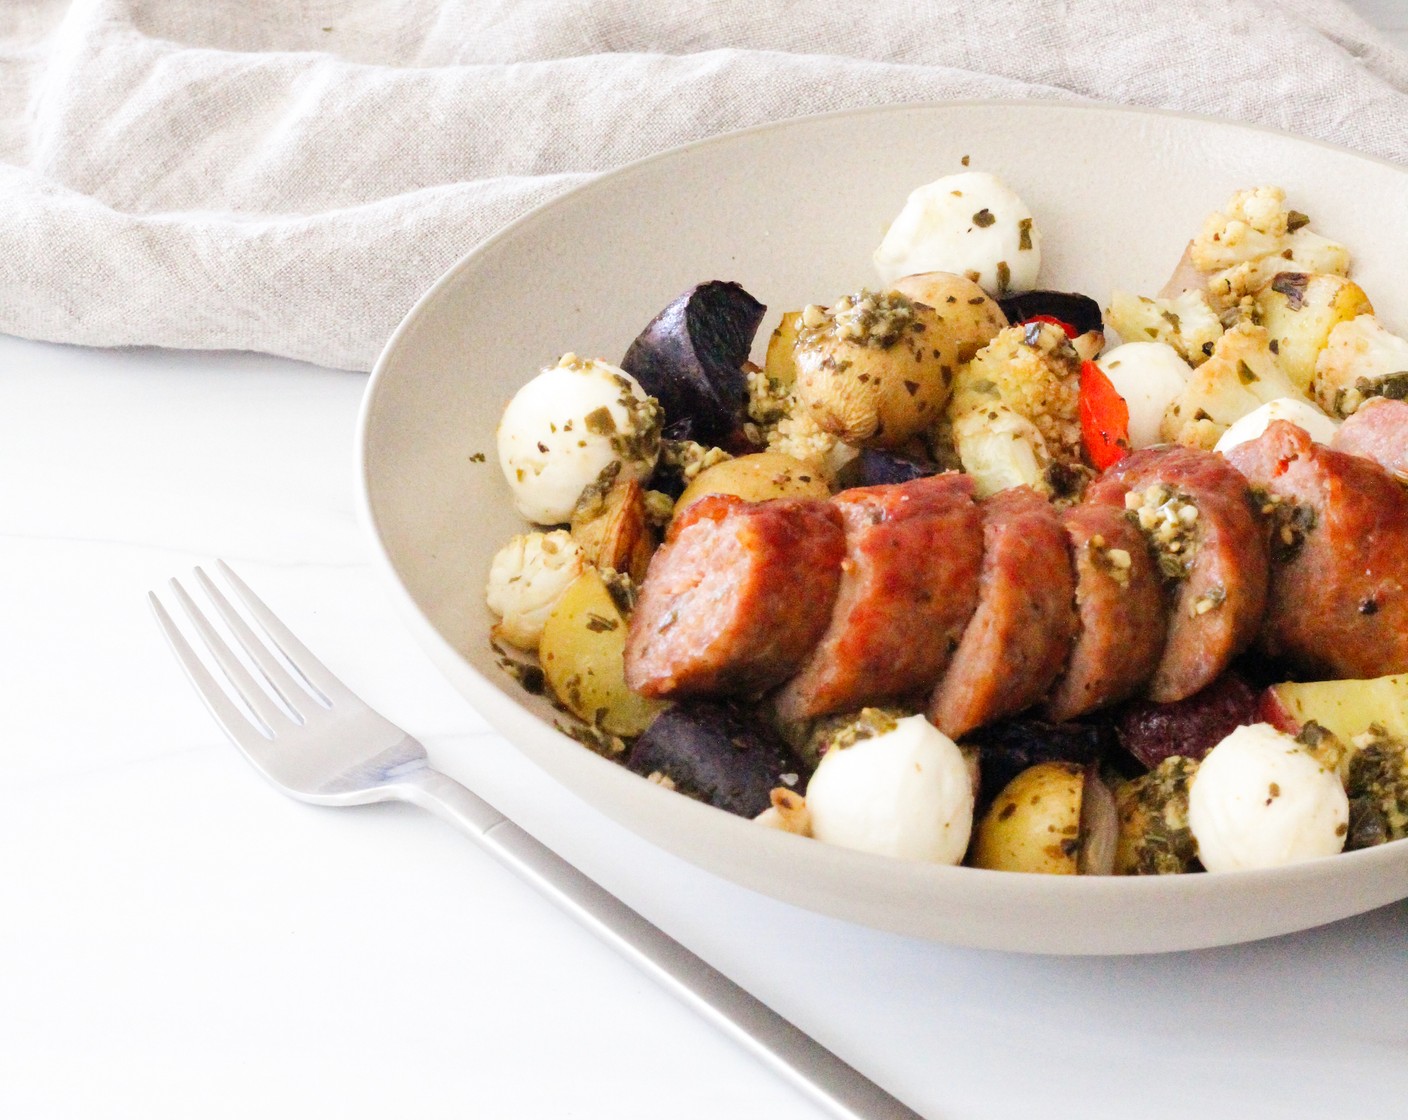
[[962, 718, 1121, 813], [996, 290, 1103, 337], [626, 700, 808, 818], [1114, 672, 1261, 770], [835, 449, 939, 490], [620, 281, 766, 446]]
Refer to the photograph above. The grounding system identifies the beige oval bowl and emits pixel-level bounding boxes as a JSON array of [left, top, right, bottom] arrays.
[[358, 101, 1408, 954]]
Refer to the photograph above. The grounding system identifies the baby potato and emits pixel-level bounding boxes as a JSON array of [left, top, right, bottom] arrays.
[[764, 310, 804, 387], [889, 272, 1008, 364], [674, 451, 830, 514], [971, 760, 1086, 874], [794, 289, 960, 448], [539, 567, 665, 737]]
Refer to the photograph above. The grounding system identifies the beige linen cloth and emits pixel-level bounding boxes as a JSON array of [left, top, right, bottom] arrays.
[[1, 1, 1405, 372]]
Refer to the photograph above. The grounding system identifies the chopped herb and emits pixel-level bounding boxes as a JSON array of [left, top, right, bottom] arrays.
[[973, 208, 996, 228]]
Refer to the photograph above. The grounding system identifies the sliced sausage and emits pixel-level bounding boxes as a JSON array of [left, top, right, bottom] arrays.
[[1331, 396, 1408, 482], [624, 494, 845, 698], [772, 473, 983, 722], [1225, 419, 1408, 679], [1043, 503, 1167, 721], [927, 486, 1078, 739], [1086, 446, 1267, 703]]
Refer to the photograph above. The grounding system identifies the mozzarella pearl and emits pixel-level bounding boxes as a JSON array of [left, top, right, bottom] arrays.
[[1188, 723, 1348, 872], [873, 172, 1041, 296], [805, 714, 973, 864], [497, 354, 660, 525], [1096, 342, 1192, 449], [1213, 397, 1340, 455]]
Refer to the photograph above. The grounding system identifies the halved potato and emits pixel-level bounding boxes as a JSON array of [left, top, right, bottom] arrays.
[[764, 311, 804, 387], [674, 451, 830, 515], [570, 473, 655, 583], [539, 568, 665, 737], [970, 761, 1116, 875]]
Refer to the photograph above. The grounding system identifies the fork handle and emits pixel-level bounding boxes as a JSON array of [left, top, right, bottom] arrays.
[[401, 767, 924, 1120]]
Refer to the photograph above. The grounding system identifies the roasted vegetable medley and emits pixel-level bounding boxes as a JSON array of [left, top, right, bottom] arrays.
[[486, 169, 1408, 877]]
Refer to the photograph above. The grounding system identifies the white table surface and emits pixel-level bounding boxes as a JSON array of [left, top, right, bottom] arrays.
[[5, 9, 1408, 1113]]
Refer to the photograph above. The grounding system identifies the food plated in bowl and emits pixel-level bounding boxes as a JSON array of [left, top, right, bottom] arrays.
[[359, 102, 1408, 953]]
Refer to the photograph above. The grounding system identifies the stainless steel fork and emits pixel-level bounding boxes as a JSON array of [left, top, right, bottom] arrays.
[[150, 561, 923, 1120]]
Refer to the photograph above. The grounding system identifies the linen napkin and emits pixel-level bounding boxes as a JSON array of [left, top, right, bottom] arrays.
[[0, 0, 1404, 372]]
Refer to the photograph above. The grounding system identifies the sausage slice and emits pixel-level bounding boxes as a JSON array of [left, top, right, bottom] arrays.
[[772, 473, 983, 722], [624, 494, 845, 698], [1226, 419, 1408, 679], [1044, 503, 1167, 721], [1086, 446, 1267, 702], [1331, 397, 1408, 482], [927, 485, 1078, 739]]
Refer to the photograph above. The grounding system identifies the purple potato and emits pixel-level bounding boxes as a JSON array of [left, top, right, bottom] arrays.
[[626, 700, 808, 818], [996, 290, 1103, 337], [1115, 672, 1260, 770], [621, 281, 766, 447], [835, 449, 939, 490], [963, 718, 1121, 813]]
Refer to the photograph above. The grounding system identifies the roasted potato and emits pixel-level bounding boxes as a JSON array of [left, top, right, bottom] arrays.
[[570, 470, 656, 583], [889, 271, 1008, 364], [620, 280, 766, 445], [794, 289, 960, 448], [970, 761, 1116, 875], [539, 568, 665, 737], [763, 310, 804, 387], [674, 451, 830, 515], [626, 700, 808, 818]]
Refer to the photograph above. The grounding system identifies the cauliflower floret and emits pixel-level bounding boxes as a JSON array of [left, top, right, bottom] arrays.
[[1160, 322, 1306, 449], [951, 322, 1082, 459], [1106, 289, 1224, 365], [1190, 186, 1297, 272], [948, 321, 1081, 497], [745, 366, 857, 480], [485, 530, 588, 651], [1312, 314, 1408, 417], [951, 405, 1050, 498]]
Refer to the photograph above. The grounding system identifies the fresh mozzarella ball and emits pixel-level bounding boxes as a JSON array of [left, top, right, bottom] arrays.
[[805, 713, 973, 864], [873, 172, 1041, 296], [1213, 397, 1340, 455], [484, 530, 587, 651], [1097, 342, 1192, 449], [497, 354, 662, 524], [1188, 723, 1349, 872]]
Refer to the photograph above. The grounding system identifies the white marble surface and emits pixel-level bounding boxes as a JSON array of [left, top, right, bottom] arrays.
[[5, 13, 1408, 1110], [4, 328, 1408, 1120]]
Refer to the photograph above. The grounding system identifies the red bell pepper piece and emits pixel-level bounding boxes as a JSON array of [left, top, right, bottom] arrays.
[[1024, 313, 1079, 339], [1079, 360, 1130, 472]]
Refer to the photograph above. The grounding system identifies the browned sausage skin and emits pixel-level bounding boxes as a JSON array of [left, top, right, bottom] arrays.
[[1086, 446, 1267, 703], [927, 485, 1078, 739], [1043, 502, 1167, 721], [624, 494, 845, 698], [1332, 397, 1408, 482], [772, 473, 983, 722], [1226, 419, 1408, 679]]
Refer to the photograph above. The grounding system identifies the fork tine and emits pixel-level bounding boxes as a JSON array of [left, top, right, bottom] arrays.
[[194, 566, 310, 713], [214, 559, 352, 705], [149, 592, 273, 742], [170, 578, 299, 732]]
